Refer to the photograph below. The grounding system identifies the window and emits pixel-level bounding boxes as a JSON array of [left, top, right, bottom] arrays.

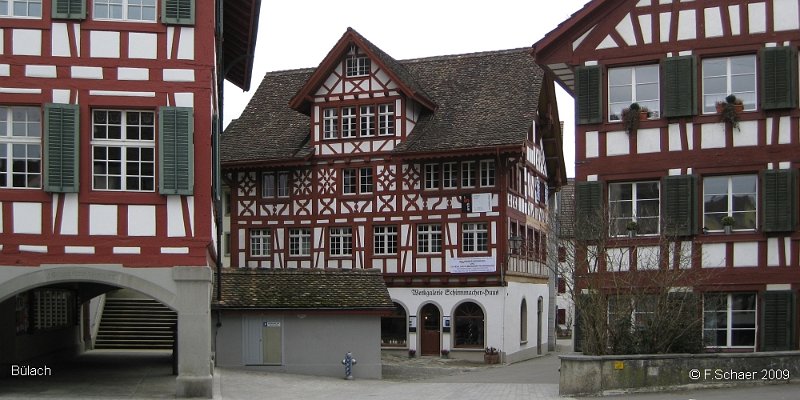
[[704, 293, 756, 348], [1, 0, 41, 17], [360, 167, 373, 194], [342, 168, 356, 194], [94, 0, 156, 21], [609, 181, 660, 236], [381, 302, 407, 347], [249, 228, 271, 257], [378, 104, 394, 135], [330, 227, 352, 256], [360, 105, 375, 137], [480, 160, 495, 187], [0, 106, 41, 188], [424, 164, 438, 189], [454, 302, 485, 348], [289, 228, 311, 257], [262, 172, 290, 198], [223, 232, 230, 256], [703, 175, 757, 231], [91, 110, 155, 191], [32, 289, 75, 331], [608, 65, 660, 121], [443, 162, 457, 189], [323, 108, 338, 139], [702, 55, 756, 113], [346, 56, 370, 77], [520, 299, 528, 343], [461, 161, 476, 187], [462, 222, 488, 253], [417, 224, 442, 254], [341, 107, 356, 138], [374, 225, 398, 255]]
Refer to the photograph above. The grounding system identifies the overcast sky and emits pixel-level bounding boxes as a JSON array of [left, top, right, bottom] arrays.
[[223, 0, 590, 177]]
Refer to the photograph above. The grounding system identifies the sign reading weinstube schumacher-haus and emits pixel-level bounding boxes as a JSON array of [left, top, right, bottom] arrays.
[[449, 256, 495, 273]]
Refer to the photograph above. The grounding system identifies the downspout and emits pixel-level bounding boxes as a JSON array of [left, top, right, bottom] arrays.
[[214, 0, 224, 302]]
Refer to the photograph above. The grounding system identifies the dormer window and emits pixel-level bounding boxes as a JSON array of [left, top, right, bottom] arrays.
[[346, 56, 371, 77]]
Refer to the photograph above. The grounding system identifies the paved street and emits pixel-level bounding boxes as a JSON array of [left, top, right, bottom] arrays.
[[1, 347, 799, 399]]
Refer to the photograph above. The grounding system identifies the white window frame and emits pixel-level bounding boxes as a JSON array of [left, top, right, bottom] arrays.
[[703, 293, 757, 349], [341, 106, 356, 138], [608, 64, 660, 121], [461, 161, 476, 188], [374, 225, 398, 255], [330, 227, 353, 256], [0, 106, 41, 189], [342, 168, 356, 195], [289, 228, 311, 257], [93, 0, 157, 22], [262, 172, 275, 198], [702, 174, 758, 232], [91, 109, 156, 192], [249, 228, 272, 258], [323, 108, 338, 139], [1, 0, 42, 18], [608, 181, 661, 236], [424, 163, 438, 190], [417, 224, 442, 254], [263, 171, 289, 198], [462, 222, 488, 253], [443, 162, 457, 189], [702, 55, 757, 114], [378, 104, 395, 136], [360, 105, 375, 137], [346, 56, 370, 77], [480, 160, 495, 187], [360, 167, 373, 194]]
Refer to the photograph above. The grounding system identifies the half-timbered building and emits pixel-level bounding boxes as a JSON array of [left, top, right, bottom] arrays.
[[0, 0, 260, 396], [222, 28, 566, 363], [534, 0, 800, 352]]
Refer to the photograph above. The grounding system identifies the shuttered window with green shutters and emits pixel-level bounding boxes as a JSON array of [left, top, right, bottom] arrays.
[[575, 181, 602, 240], [662, 56, 696, 118], [761, 46, 798, 110], [762, 169, 796, 232], [663, 175, 696, 236], [575, 66, 602, 125], [52, 0, 86, 19], [761, 291, 795, 351], [44, 104, 79, 193], [159, 107, 193, 195], [162, 0, 194, 25]]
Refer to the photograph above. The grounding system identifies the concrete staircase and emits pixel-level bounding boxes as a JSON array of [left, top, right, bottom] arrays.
[[95, 294, 177, 350]]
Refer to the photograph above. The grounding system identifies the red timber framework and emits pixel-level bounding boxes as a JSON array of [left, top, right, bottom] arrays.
[[534, 0, 800, 352], [223, 28, 567, 289]]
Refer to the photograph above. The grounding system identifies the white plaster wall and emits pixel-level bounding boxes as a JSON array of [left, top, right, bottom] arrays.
[[128, 205, 156, 236], [13, 202, 41, 234], [704, 7, 723, 38], [89, 204, 117, 235], [177, 28, 195, 60], [51, 23, 70, 57], [660, 12, 671, 43], [503, 281, 549, 362], [90, 31, 120, 58], [732, 121, 758, 147], [702, 243, 726, 268], [586, 131, 599, 158], [128, 32, 157, 59], [71, 66, 103, 79], [637, 246, 660, 270], [26, 65, 56, 78], [118, 67, 149, 80], [733, 242, 758, 267], [60, 193, 79, 235], [677, 9, 696, 40], [636, 128, 660, 153], [606, 131, 629, 156], [748, 2, 767, 34], [13, 29, 41, 56], [606, 247, 630, 271], [774, 0, 800, 31], [167, 196, 186, 237], [700, 123, 725, 149], [164, 69, 195, 82]]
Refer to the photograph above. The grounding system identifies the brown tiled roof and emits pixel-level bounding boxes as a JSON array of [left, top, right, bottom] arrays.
[[557, 179, 575, 238], [212, 268, 394, 311], [222, 47, 546, 163]]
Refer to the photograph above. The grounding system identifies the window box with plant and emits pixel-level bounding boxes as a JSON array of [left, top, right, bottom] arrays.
[[626, 220, 639, 238], [721, 216, 735, 234], [715, 95, 743, 131], [620, 103, 650, 133], [484, 347, 500, 364]]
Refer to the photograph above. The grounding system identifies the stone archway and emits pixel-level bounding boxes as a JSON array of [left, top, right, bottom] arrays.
[[0, 264, 212, 398]]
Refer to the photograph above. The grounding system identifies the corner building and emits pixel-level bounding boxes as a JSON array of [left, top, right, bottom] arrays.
[[222, 28, 566, 362]]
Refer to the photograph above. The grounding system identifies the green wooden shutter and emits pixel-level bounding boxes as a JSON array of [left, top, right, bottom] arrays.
[[662, 56, 696, 118], [162, 0, 195, 25], [52, 0, 86, 19], [762, 291, 795, 351], [575, 66, 602, 125], [762, 169, 796, 232], [43, 104, 80, 193], [663, 175, 696, 236], [159, 107, 194, 195], [575, 181, 602, 240], [761, 46, 798, 110]]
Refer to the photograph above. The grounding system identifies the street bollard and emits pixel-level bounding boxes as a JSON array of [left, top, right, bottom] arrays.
[[341, 351, 357, 380]]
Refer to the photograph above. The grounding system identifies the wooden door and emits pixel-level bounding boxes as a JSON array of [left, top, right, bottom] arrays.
[[420, 304, 441, 356]]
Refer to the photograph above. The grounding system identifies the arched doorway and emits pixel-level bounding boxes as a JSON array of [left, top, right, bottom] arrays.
[[419, 303, 440, 356], [453, 302, 485, 349]]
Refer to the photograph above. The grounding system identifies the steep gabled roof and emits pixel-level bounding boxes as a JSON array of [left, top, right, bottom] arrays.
[[223, 0, 262, 90], [288, 28, 436, 114], [222, 48, 552, 165], [212, 268, 393, 311]]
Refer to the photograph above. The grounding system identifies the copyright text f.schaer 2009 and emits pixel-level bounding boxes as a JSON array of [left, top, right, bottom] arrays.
[[688, 368, 790, 381]]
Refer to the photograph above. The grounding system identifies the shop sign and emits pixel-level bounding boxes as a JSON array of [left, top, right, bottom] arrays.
[[450, 256, 495, 273]]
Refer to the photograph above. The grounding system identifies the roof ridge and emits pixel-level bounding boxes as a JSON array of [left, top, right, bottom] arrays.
[[398, 47, 530, 64]]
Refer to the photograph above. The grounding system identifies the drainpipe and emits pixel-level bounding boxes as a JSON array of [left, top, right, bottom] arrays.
[[214, 0, 224, 302]]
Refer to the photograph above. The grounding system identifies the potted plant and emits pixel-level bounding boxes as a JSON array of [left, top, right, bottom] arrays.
[[626, 220, 639, 237], [408, 349, 416, 358], [484, 347, 500, 364], [721, 216, 735, 234], [715, 95, 743, 131], [621, 103, 641, 133], [440, 349, 450, 359], [638, 106, 651, 121]]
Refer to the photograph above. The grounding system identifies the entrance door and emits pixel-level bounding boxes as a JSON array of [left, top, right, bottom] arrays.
[[244, 317, 282, 365], [420, 304, 441, 356], [537, 297, 543, 355], [262, 321, 282, 365]]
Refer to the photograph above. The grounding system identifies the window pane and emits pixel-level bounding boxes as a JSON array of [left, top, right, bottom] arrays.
[[703, 59, 727, 77], [730, 55, 755, 75], [608, 67, 632, 86]]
